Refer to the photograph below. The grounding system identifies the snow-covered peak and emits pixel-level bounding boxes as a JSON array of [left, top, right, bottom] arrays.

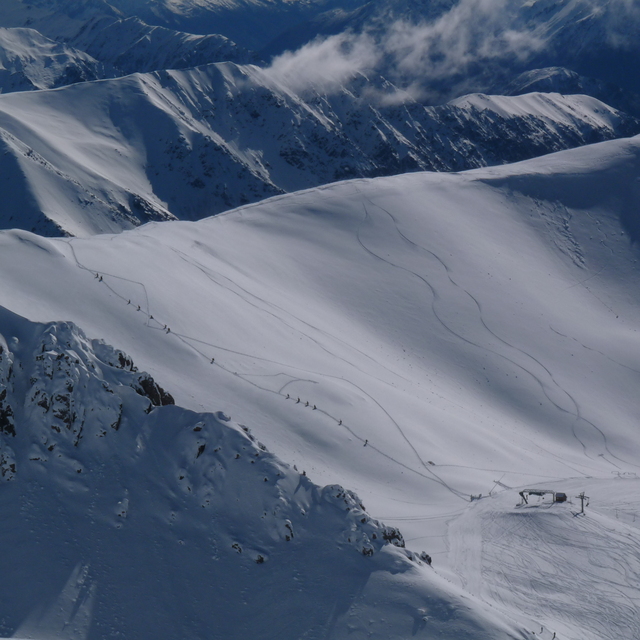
[[68, 15, 260, 75], [0, 304, 526, 640], [448, 91, 626, 130], [495, 66, 640, 119], [0, 27, 109, 93]]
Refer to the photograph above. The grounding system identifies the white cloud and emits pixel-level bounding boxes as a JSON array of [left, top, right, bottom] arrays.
[[261, 0, 639, 104], [262, 31, 380, 95]]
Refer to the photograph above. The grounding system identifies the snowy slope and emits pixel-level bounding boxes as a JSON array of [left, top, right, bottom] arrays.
[[0, 27, 109, 93], [449, 479, 640, 640], [0, 134, 638, 637], [0, 306, 524, 640], [0, 60, 636, 236]]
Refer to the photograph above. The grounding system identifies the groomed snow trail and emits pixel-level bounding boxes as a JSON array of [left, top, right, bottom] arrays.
[[449, 484, 640, 640]]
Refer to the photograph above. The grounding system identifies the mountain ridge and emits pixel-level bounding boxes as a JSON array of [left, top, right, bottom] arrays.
[[0, 59, 637, 236], [0, 304, 521, 640]]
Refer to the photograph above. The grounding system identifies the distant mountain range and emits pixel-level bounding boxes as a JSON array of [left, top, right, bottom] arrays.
[[0, 60, 636, 236], [0, 27, 109, 92], [0, 2, 638, 238]]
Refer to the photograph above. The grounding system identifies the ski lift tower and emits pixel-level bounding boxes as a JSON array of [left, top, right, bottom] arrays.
[[576, 491, 590, 514]]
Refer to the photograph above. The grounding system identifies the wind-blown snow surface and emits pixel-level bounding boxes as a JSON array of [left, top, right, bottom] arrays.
[[0, 135, 639, 638], [0, 60, 637, 236]]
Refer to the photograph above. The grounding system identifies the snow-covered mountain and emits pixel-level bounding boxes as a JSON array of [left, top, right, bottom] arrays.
[[518, 0, 640, 95], [0, 133, 639, 639], [0, 27, 109, 93], [494, 67, 640, 120], [2, 307, 517, 640], [0, 0, 122, 41], [0, 59, 637, 236], [67, 16, 260, 74], [101, 0, 368, 49], [0, 0, 368, 50], [0, 2, 639, 638], [3, 0, 639, 106]]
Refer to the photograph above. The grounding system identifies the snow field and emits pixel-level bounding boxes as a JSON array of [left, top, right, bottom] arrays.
[[0, 135, 638, 638]]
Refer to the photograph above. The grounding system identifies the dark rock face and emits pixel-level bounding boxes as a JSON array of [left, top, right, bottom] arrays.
[[0, 388, 15, 437], [0, 345, 15, 438], [135, 373, 175, 407]]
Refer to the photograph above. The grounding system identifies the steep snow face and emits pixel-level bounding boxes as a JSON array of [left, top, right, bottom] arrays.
[[0, 306, 523, 640], [68, 15, 260, 74], [0, 27, 109, 93], [0, 59, 637, 236]]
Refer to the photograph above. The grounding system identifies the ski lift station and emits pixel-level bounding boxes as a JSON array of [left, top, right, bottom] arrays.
[[518, 489, 567, 505]]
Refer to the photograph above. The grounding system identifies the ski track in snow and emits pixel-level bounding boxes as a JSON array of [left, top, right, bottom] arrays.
[[65, 227, 574, 507], [165, 243, 415, 386], [0, 131, 637, 640], [64, 236, 477, 503], [356, 196, 639, 473], [450, 493, 640, 640], [62, 183, 640, 518], [549, 324, 640, 376]]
